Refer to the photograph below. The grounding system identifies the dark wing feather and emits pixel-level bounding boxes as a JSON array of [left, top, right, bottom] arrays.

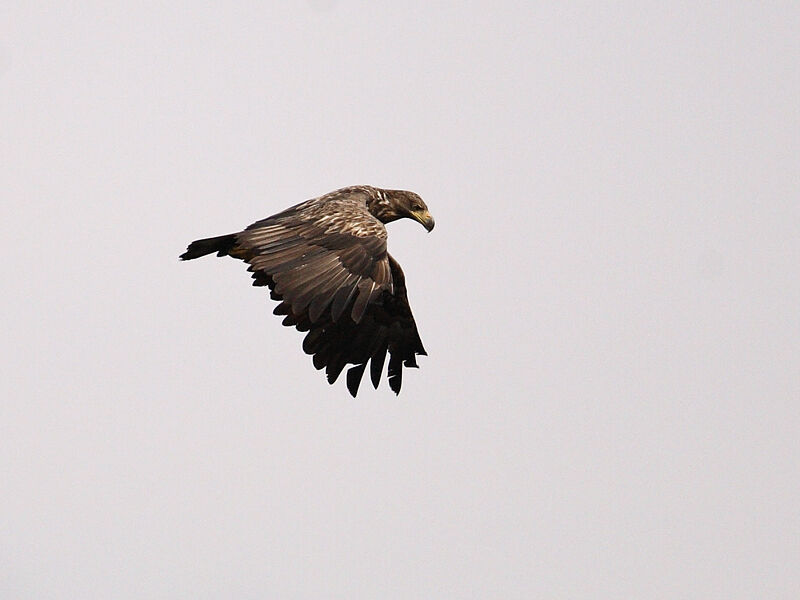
[[247, 253, 425, 396], [295, 255, 426, 396]]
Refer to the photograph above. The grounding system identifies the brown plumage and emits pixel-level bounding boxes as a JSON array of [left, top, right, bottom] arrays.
[[180, 185, 434, 396]]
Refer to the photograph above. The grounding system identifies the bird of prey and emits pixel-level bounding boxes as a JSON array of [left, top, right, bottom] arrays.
[[180, 185, 434, 396]]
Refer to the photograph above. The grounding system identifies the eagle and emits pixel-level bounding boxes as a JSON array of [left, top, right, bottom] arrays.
[[180, 185, 434, 397]]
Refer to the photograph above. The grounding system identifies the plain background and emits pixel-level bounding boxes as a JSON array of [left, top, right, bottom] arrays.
[[1, 2, 798, 598]]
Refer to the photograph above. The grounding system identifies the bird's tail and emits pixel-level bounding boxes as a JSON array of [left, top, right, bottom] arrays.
[[180, 234, 238, 260]]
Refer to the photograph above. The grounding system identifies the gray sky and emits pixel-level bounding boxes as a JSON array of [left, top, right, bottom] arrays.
[[1, 2, 798, 598]]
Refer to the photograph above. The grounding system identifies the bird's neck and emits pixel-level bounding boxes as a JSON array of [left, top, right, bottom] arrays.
[[366, 190, 401, 224]]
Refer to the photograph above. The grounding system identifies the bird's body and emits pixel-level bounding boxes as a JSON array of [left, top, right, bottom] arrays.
[[180, 185, 434, 396]]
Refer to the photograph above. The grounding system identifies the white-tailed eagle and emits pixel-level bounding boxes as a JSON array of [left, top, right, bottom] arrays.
[[180, 185, 434, 396]]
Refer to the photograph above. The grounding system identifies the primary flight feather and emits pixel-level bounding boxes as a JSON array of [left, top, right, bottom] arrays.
[[180, 185, 434, 396]]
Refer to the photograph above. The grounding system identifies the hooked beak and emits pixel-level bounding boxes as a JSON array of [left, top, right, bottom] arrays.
[[413, 210, 436, 232]]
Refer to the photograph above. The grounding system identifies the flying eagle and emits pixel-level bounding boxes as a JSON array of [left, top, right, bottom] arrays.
[[180, 185, 434, 396]]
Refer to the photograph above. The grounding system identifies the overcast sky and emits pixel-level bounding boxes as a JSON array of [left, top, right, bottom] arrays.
[[1, 2, 798, 598]]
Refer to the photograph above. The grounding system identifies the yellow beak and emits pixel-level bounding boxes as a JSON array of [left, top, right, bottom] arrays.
[[413, 210, 435, 232]]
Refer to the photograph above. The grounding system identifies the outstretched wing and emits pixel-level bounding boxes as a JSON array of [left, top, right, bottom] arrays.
[[288, 254, 427, 396], [235, 193, 393, 325]]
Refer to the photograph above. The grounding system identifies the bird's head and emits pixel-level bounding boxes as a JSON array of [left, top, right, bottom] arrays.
[[368, 188, 435, 232]]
